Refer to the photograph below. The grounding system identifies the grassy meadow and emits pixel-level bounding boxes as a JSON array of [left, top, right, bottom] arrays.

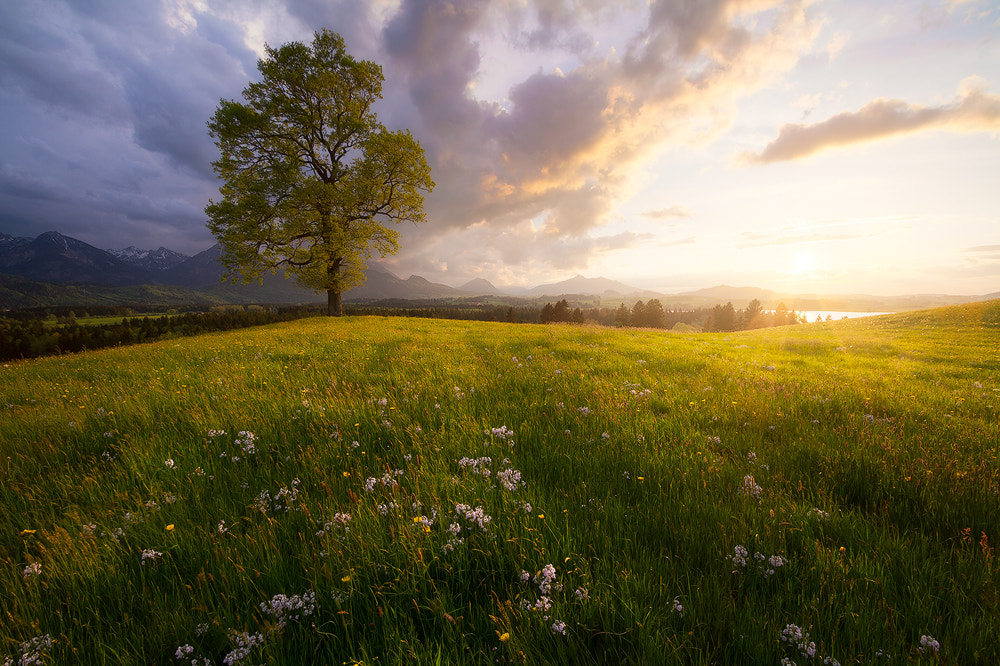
[[2, 301, 998, 665]]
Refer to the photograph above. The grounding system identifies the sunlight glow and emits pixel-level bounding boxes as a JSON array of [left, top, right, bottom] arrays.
[[788, 252, 817, 276]]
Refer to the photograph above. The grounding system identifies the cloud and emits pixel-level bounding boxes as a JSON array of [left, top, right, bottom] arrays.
[[378, 0, 818, 279], [641, 205, 694, 220], [0, 0, 822, 272], [738, 231, 866, 248], [737, 79, 1000, 165]]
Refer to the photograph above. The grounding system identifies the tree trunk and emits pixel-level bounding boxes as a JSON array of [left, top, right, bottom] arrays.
[[327, 289, 342, 316], [327, 254, 343, 316]]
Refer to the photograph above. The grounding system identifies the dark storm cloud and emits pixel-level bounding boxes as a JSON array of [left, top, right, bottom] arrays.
[[0, 0, 257, 253], [0, 0, 819, 269]]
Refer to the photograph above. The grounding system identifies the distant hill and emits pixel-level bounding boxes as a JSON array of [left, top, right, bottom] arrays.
[[528, 275, 638, 297], [458, 278, 501, 295], [0, 231, 150, 286], [345, 269, 465, 300], [1, 231, 995, 311]]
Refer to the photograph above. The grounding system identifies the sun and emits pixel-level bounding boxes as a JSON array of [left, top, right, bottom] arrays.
[[789, 252, 817, 275]]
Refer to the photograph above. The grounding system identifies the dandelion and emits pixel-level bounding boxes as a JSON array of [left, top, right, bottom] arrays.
[[498, 632, 510, 642]]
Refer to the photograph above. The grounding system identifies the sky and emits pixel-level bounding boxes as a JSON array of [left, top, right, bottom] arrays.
[[1, 0, 998, 296]]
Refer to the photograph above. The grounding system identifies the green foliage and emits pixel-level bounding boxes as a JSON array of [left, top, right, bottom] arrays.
[[206, 29, 434, 314], [1, 302, 998, 664]]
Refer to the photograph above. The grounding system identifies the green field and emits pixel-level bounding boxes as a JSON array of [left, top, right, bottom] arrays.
[[2, 302, 998, 665]]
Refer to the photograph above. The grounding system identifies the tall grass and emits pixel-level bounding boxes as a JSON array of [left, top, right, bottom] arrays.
[[1, 301, 997, 664]]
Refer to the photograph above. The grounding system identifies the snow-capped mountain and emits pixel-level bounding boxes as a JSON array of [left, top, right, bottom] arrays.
[[108, 245, 189, 271]]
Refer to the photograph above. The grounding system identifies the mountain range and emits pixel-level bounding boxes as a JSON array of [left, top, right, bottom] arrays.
[[1, 231, 997, 311]]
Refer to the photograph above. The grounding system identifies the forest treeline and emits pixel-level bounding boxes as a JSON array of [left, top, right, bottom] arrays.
[[1, 297, 800, 361], [539, 297, 799, 331], [0, 305, 322, 361]]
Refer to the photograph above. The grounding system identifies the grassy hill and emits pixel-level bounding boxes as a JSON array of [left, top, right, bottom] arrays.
[[1, 302, 997, 664]]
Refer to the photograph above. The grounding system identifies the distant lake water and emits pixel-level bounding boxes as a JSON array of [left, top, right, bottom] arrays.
[[799, 311, 894, 322]]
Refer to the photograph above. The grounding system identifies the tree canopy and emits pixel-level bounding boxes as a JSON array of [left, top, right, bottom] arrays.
[[206, 29, 434, 315]]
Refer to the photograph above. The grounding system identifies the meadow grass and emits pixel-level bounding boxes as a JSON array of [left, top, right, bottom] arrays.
[[1, 301, 997, 665]]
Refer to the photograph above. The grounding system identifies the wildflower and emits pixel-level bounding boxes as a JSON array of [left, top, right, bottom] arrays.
[[780, 624, 817, 659], [175, 644, 195, 659], [222, 630, 266, 666], [533, 564, 560, 594], [672, 597, 684, 617], [260, 590, 316, 630], [551, 620, 567, 635], [22, 562, 42, 579], [807, 507, 830, 521], [8, 635, 53, 666], [919, 635, 940, 654], [489, 425, 514, 440], [455, 504, 492, 530], [497, 467, 524, 491], [164, 458, 175, 469], [140, 549, 163, 564], [574, 587, 590, 601], [738, 474, 762, 500], [498, 632, 510, 642], [728, 545, 749, 568], [333, 512, 351, 529]]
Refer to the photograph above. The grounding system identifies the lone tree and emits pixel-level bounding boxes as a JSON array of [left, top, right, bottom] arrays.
[[206, 29, 434, 315]]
